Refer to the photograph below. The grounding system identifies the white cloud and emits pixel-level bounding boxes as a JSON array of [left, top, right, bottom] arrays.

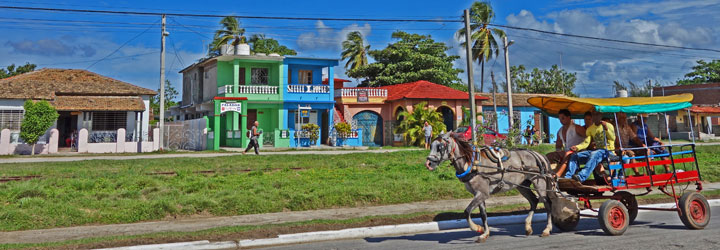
[[296, 21, 371, 51]]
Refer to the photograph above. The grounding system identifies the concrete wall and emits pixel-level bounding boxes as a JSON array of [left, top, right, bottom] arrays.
[[77, 128, 160, 154], [0, 128, 58, 155]]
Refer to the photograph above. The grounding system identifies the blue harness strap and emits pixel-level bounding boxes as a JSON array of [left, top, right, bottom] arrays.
[[457, 145, 476, 178]]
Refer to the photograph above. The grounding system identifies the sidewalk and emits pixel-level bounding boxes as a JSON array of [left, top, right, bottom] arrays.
[[0, 148, 420, 164], [3, 182, 719, 244]]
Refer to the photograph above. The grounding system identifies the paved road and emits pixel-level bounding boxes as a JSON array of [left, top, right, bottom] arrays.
[[260, 206, 719, 250], [0, 149, 419, 164]]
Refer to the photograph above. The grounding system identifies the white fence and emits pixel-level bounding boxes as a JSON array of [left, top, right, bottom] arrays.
[[334, 88, 387, 98], [218, 85, 278, 95]]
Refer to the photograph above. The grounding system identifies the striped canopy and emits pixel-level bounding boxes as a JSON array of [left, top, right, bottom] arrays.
[[527, 93, 693, 116]]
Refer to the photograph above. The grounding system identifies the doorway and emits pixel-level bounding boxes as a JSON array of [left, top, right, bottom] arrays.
[[321, 110, 329, 145], [56, 111, 78, 147]]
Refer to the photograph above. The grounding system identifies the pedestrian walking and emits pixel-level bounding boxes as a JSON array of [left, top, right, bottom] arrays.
[[243, 121, 261, 155]]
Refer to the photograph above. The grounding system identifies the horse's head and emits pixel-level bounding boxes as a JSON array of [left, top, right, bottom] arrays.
[[425, 132, 455, 171]]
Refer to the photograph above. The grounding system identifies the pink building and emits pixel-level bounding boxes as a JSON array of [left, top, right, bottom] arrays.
[[334, 80, 488, 146]]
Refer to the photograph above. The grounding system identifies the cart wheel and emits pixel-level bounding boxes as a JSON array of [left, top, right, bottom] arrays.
[[598, 200, 629, 236], [552, 212, 580, 232], [679, 192, 710, 230], [614, 191, 638, 224]]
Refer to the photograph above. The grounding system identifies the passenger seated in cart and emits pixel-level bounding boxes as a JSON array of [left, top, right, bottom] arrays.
[[615, 112, 645, 177], [565, 110, 616, 183], [631, 114, 671, 173], [546, 109, 586, 178]]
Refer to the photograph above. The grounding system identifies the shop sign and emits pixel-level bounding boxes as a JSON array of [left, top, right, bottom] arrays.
[[357, 90, 368, 102], [220, 102, 242, 114]]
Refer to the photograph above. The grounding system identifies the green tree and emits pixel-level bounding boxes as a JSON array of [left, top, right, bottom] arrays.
[[209, 16, 246, 56], [149, 80, 179, 122], [341, 31, 370, 75], [20, 100, 59, 155], [394, 102, 446, 147], [613, 80, 660, 97], [348, 31, 463, 87], [677, 59, 720, 85], [248, 34, 297, 56], [510, 65, 577, 96], [456, 1, 506, 92], [0, 62, 36, 79], [448, 83, 469, 92]]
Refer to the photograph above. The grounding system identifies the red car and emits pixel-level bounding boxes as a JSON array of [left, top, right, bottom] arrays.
[[454, 126, 507, 145]]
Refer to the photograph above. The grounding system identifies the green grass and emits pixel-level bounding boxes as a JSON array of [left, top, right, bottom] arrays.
[[0, 145, 717, 232]]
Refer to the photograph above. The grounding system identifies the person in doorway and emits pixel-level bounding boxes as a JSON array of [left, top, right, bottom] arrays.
[[546, 109, 586, 178], [243, 121, 261, 155], [565, 110, 616, 183], [423, 121, 433, 150], [524, 125, 533, 145]]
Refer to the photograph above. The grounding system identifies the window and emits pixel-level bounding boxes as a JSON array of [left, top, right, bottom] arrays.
[[251, 68, 268, 85], [238, 68, 246, 85], [299, 70, 312, 84], [0, 110, 23, 130], [92, 111, 127, 131]]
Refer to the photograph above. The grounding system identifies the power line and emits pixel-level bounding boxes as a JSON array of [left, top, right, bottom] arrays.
[[86, 20, 158, 70]]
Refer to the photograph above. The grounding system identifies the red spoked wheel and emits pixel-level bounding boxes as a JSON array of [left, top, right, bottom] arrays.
[[679, 192, 710, 229], [598, 200, 629, 235]]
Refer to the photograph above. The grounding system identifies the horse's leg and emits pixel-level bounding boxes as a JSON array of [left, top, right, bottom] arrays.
[[517, 180, 538, 236], [477, 200, 491, 243], [465, 191, 488, 235], [533, 178, 553, 237]]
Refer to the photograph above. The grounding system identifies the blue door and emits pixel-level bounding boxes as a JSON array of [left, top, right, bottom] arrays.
[[353, 111, 383, 146]]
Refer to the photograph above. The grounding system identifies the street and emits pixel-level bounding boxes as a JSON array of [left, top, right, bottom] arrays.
[[260, 206, 719, 250]]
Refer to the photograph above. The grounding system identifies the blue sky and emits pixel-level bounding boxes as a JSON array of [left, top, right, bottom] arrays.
[[1, 0, 718, 99]]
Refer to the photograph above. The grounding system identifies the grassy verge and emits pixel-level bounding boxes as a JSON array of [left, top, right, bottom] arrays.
[[0, 145, 717, 232], [4, 189, 719, 250]]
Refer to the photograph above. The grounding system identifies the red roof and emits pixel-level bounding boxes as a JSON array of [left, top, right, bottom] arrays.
[[378, 80, 488, 101], [323, 78, 352, 89], [689, 106, 720, 114]]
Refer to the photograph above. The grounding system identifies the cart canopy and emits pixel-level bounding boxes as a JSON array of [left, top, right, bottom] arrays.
[[527, 93, 693, 116]]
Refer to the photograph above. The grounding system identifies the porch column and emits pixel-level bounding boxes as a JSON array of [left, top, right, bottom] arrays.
[[232, 60, 241, 132], [328, 66, 334, 98], [213, 100, 221, 150], [241, 100, 248, 147]]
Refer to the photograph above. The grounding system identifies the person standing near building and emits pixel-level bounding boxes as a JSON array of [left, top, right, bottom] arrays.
[[423, 121, 432, 150], [243, 121, 261, 155]]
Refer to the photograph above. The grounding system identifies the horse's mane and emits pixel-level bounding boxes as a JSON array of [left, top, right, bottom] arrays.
[[452, 134, 474, 163]]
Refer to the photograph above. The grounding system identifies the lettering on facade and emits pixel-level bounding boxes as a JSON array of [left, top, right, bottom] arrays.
[[357, 90, 368, 102], [220, 102, 242, 114]]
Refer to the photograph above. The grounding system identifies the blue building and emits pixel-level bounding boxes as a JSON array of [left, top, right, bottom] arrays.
[[282, 57, 339, 147], [480, 93, 570, 144]]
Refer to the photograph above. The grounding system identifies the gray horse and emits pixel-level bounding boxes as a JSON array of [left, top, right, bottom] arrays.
[[425, 132, 555, 242]]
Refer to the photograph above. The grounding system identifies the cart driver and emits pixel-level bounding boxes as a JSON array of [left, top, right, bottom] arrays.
[[564, 110, 616, 183]]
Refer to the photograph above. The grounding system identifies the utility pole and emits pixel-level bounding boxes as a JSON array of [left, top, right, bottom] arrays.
[[159, 14, 168, 150], [463, 9, 477, 144], [503, 36, 514, 131], [491, 71, 498, 131]]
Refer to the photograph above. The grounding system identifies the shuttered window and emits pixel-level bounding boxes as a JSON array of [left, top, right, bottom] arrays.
[[92, 111, 127, 131], [299, 70, 312, 84], [0, 110, 24, 130]]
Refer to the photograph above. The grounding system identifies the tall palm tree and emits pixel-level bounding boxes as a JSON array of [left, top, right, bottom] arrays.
[[341, 31, 370, 78], [456, 1, 506, 92], [210, 16, 246, 55], [395, 102, 446, 147]]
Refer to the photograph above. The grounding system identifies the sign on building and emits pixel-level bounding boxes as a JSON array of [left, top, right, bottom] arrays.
[[220, 102, 242, 114], [357, 90, 368, 102], [300, 109, 310, 118]]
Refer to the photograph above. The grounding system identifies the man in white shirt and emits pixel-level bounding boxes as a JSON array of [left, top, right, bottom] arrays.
[[546, 109, 586, 177]]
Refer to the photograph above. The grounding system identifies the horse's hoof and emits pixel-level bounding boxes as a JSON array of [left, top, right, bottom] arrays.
[[525, 229, 533, 236], [475, 237, 487, 243], [541, 232, 550, 237]]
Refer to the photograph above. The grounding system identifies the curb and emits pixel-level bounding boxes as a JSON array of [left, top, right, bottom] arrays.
[[98, 199, 720, 250]]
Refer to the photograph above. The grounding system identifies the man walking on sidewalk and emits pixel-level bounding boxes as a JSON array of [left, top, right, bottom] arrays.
[[243, 121, 261, 155]]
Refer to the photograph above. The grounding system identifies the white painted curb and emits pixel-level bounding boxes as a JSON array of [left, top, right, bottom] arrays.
[[98, 199, 720, 249]]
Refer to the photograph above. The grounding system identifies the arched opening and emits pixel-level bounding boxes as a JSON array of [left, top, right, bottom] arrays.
[[437, 106, 455, 132], [394, 106, 405, 122], [353, 110, 384, 146]]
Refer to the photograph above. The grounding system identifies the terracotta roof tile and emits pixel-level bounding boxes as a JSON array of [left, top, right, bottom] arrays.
[[51, 96, 146, 111], [0, 68, 156, 99], [377, 80, 488, 101], [689, 105, 720, 114]]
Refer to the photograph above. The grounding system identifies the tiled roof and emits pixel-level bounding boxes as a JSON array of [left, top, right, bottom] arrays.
[[689, 105, 720, 114], [0, 68, 156, 99], [377, 80, 488, 101], [51, 96, 146, 111]]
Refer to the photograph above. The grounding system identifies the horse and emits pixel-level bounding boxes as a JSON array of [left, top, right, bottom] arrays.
[[425, 132, 555, 242]]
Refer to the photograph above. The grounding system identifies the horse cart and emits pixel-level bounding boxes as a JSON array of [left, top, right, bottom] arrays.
[[528, 94, 711, 235]]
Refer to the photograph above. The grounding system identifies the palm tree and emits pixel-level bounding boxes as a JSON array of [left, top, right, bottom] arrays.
[[456, 1, 506, 92], [341, 31, 370, 79], [210, 16, 246, 55], [395, 102, 447, 147]]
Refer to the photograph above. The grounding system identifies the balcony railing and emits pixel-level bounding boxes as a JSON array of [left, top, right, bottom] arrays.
[[287, 84, 330, 94], [218, 85, 278, 95], [334, 88, 387, 98]]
